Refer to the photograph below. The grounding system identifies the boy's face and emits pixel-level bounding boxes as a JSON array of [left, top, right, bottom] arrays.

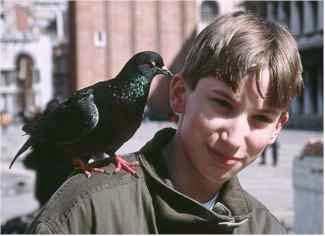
[[170, 69, 288, 185]]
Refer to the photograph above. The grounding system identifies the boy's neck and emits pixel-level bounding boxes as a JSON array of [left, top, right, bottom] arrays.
[[162, 132, 223, 203]]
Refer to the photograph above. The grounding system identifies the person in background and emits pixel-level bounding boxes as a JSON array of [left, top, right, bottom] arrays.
[[259, 140, 279, 166]]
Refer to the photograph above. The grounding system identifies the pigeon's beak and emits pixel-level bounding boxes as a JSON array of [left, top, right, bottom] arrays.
[[157, 66, 173, 79]]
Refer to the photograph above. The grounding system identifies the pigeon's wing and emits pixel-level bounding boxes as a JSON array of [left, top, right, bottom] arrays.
[[22, 98, 62, 134], [30, 89, 100, 144]]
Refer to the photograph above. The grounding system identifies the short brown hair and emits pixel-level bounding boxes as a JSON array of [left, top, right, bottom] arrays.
[[182, 11, 303, 108]]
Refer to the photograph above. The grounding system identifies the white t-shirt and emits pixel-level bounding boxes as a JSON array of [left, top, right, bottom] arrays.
[[201, 193, 219, 210]]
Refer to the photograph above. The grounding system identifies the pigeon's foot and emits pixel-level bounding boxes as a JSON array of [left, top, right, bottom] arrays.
[[73, 159, 105, 178], [114, 155, 139, 177]]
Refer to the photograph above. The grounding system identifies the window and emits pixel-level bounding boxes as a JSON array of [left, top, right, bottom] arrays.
[[200, 1, 219, 23]]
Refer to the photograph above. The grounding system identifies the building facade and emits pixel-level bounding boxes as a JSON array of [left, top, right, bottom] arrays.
[[0, 0, 68, 121], [69, 1, 197, 88]]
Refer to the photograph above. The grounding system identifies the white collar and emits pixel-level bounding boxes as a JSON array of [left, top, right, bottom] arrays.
[[201, 192, 219, 210]]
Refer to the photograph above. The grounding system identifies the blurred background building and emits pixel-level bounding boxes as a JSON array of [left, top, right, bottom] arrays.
[[0, 0, 69, 122], [1, 0, 323, 130]]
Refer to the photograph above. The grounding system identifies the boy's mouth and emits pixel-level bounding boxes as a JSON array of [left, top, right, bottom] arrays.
[[206, 146, 244, 165]]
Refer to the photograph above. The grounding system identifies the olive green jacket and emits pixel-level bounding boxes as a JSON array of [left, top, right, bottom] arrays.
[[27, 128, 286, 234]]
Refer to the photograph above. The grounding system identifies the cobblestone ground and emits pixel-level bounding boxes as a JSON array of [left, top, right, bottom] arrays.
[[0, 121, 322, 233]]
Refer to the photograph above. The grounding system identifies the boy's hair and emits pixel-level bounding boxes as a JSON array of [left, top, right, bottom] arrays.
[[182, 11, 303, 108]]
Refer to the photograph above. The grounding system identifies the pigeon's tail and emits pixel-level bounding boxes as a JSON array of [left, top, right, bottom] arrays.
[[9, 138, 33, 169]]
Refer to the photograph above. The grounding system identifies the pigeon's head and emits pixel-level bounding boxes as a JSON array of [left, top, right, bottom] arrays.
[[128, 51, 173, 81]]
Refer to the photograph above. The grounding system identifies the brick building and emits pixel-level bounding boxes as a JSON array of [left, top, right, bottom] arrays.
[[69, 1, 196, 88]]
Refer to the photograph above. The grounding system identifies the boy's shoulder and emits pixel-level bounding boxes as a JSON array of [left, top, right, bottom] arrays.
[[37, 153, 143, 221]]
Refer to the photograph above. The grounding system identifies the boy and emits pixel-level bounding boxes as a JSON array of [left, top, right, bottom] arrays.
[[27, 11, 303, 234]]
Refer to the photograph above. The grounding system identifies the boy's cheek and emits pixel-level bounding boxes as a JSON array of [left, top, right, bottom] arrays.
[[181, 115, 210, 142], [248, 137, 270, 157]]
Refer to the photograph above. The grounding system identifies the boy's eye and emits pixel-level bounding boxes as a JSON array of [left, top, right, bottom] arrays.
[[254, 115, 273, 123], [213, 98, 232, 109]]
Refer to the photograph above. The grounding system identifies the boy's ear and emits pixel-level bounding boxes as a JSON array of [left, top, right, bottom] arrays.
[[269, 112, 289, 144], [169, 73, 186, 114]]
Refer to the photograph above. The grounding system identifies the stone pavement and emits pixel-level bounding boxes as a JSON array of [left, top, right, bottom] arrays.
[[0, 121, 322, 233]]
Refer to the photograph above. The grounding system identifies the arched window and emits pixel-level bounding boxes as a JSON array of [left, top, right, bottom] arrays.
[[15, 54, 37, 118]]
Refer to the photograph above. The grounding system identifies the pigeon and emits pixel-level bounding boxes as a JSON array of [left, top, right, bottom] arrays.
[[10, 51, 173, 177]]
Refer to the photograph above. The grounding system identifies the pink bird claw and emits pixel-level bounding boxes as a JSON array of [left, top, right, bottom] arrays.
[[114, 155, 139, 177], [73, 159, 106, 178], [84, 170, 92, 178]]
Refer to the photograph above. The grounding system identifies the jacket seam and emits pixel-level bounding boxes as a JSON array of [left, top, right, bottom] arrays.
[[35, 218, 64, 234]]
